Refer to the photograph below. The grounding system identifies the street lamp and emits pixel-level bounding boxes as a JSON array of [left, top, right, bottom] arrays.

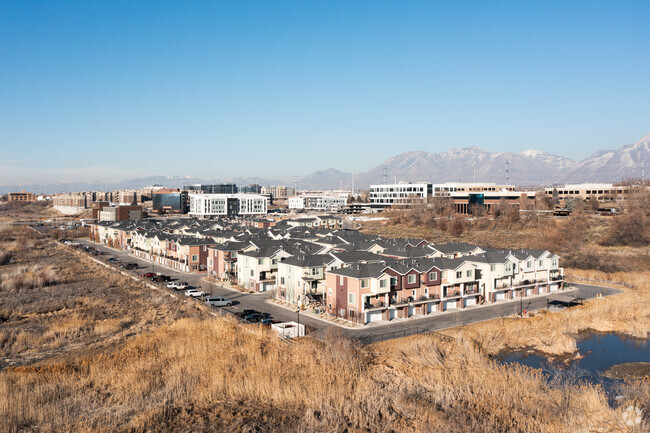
[[296, 309, 300, 334]]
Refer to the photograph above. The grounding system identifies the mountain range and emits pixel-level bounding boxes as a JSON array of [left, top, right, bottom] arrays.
[[300, 133, 650, 190], [2, 135, 648, 194]]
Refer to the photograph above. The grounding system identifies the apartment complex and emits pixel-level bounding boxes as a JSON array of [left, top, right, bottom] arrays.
[[8, 191, 36, 201], [91, 216, 564, 323], [99, 205, 143, 221], [152, 189, 188, 213], [188, 193, 268, 217]]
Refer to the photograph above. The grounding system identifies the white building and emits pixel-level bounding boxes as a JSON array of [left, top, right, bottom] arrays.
[[288, 195, 347, 211], [369, 182, 432, 207], [188, 194, 268, 217]]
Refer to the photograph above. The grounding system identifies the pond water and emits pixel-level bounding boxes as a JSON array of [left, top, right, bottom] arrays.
[[500, 333, 650, 385]]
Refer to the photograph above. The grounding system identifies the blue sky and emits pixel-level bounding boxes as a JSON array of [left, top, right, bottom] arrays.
[[1, 0, 649, 185]]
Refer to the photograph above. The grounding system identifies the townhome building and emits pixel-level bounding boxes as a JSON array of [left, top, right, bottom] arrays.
[[207, 241, 249, 282], [276, 255, 330, 307], [237, 247, 293, 292]]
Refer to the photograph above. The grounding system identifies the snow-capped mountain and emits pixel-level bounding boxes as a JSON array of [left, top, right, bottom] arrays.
[[559, 134, 650, 183]]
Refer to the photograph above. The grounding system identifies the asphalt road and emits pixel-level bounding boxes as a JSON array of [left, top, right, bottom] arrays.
[[70, 238, 621, 344]]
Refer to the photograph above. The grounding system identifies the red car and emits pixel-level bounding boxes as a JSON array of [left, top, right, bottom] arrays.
[[141, 272, 156, 278]]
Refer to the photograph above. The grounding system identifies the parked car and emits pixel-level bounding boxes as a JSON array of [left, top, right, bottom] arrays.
[[243, 313, 264, 323], [108, 258, 119, 263], [236, 309, 259, 318], [141, 272, 156, 278], [151, 275, 171, 282], [122, 263, 138, 270], [166, 281, 188, 290], [204, 297, 232, 307], [184, 289, 206, 298]]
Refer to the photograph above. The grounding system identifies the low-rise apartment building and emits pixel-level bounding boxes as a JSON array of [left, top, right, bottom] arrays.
[[188, 193, 268, 217], [8, 191, 36, 201]]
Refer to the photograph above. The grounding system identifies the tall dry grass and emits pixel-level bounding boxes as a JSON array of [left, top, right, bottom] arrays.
[[1, 319, 641, 433], [0, 265, 59, 291], [444, 269, 650, 357]]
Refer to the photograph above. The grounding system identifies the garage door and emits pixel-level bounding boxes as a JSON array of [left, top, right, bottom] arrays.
[[549, 284, 558, 292], [388, 309, 397, 320], [367, 311, 383, 323], [427, 303, 437, 313], [495, 292, 506, 301], [408, 305, 415, 317], [464, 297, 476, 307], [525, 288, 534, 296], [443, 300, 456, 311]]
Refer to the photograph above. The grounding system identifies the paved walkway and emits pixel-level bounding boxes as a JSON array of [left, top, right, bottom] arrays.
[[76, 239, 622, 344]]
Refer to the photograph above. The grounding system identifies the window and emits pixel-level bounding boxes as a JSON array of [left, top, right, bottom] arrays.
[[272, 258, 278, 265], [360, 279, 369, 288], [280, 277, 285, 285], [538, 260, 543, 266], [339, 276, 344, 285], [552, 258, 558, 267], [441, 271, 447, 279], [527, 261, 532, 268], [380, 279, 388, 288], [466, 270, 472, 277], [505, 264, 512, 272], [412, 289, 416, 297], [348, 293, 355, 304], [408, 274, 416, 284], [390, 277, 398, 286], [429, 271, 438, 281], [490, 265, 496, 272], [250, 270, 254, 277], [232, 252, 237, 258], [456, 271, 462, 279], [192, 254, 198, 262], [258, 258, 263, 265]]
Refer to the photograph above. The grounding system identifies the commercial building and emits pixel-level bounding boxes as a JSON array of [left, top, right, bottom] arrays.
[[369, 182, 432, 207], [152, 189, 188, 213], [261, 185, 295, 199], [92, 201, 110, 219], [543, 183, 648, 202], [188, 194, 268, 217], [288, 195, 347, 211], [183, 184, 238, 194]]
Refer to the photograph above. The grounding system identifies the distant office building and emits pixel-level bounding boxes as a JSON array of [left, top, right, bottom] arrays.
[[543, 183, 648, 202], [240, 184, 262, 194], [8, 191, 36, 201], [188, 194, 268, 217], [183, 184, 238, 194], [370, 182, 432, 207], [152, 189, 188, 213], [288, 195, 347, 211], [261, 185, 295, 199]]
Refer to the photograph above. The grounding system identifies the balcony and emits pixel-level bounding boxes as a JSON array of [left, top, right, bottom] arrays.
[[364, 301, 386, 311], [389, 297, 411, 307], [444, 289, 462, 299], [412, 294, 440, 304]]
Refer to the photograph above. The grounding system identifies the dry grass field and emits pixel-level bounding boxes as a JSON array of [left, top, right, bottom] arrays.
[[0, 209, 648, 431]]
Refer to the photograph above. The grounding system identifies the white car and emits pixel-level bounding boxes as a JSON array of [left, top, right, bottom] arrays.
[[167, 281, 188, 290], [184, 289, 206, 298], [205, 297, 232, 307]]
